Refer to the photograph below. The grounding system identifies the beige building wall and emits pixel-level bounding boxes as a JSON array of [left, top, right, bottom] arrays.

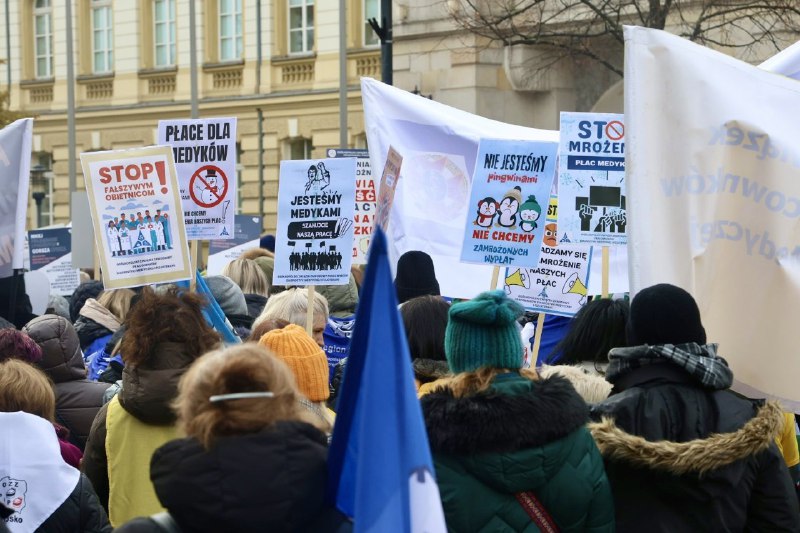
[[3, 0, 380, 233]]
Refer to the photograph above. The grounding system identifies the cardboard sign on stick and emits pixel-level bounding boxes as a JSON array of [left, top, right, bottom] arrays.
[[80, 146, 192, 289]]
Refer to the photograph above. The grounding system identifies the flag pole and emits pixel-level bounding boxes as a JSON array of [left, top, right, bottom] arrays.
[[306, 285, 316, 336], [190, 240, 200, 291], [530, 312, 545, 365], [489, 265, 500, 290], [601, 245, 610, 298]]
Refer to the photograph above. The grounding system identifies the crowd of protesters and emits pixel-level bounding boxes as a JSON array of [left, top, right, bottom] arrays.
[[0, 241, 798, 532]]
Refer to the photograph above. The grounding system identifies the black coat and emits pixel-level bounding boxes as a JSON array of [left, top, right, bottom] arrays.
[[590, 364, 800, 532], [36, 474, 112, 532], [129, 421, 351, 533]]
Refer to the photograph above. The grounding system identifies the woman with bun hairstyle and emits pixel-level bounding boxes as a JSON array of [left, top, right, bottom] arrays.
[[116, 344, 349, 533], [420, 290, 614, 532]]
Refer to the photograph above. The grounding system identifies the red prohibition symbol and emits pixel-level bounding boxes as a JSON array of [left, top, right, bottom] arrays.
[[605, 121, 625, 141], [189, 165, 228, 208]]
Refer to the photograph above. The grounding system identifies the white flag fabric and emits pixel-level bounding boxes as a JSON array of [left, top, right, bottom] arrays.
[[361, 78, 558, 299], [625, 26, 800, 409], [760, 40, 800, 80], [0, 118, 33, 278]]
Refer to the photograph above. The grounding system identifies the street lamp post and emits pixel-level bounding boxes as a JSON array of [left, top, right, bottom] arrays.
[[30, 164, 51, 229]]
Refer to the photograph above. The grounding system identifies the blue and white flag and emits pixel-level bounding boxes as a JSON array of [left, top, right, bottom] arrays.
[[0, 118, 33, 278], [327, 227, 446, 532], [194, 271, 241, 345]]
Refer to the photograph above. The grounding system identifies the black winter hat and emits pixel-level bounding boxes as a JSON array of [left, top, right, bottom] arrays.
[[394, 251, 440, 305], [69, 280, 104, 322], [627, 283, 707, 346]]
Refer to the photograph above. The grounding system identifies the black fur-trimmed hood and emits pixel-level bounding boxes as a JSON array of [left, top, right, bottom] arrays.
[[421, 373, 588, 455]]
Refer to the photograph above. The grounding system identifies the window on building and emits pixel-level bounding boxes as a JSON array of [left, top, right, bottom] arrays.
[[33, 0, 54, 79], [288, 0, 314, 54], [92, 0, 114, 73], [154, 0, 176, 67], [288, 138, 313, 160], [219, 0, 243, 61], [363, 0, 380, 47]]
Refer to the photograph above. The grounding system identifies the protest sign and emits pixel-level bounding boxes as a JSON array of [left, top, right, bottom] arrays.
[[206, 214, 263, 275], [329, 148, 375, 264], [158, 117, 237, 240], [28, 228, 80, 296], [361, 78, 559, 299], [504, 196, 592, 316], [460, 139, 557, 267], [558, 112, 626, 246], [0, 118, 33, 278], [80, 146, 192, 289], [374, 147, 402, 231], [273, 158, 356, 286], [625, 27, 800, 408]]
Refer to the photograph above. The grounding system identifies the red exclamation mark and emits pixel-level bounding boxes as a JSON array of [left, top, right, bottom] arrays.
[[155, 161, 168, 194]]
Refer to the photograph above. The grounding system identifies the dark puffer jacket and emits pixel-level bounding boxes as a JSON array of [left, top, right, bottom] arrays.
[[23, 315, 110, 450], [421, 372, 614, 532], [83, 341, 195, 510], [590, 349, 800, 532], [116, 422, 351, 533], [36, 473, 113, 532]]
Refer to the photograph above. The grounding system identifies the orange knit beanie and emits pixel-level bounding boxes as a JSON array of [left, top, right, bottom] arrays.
[[258, 324, 330, 402]]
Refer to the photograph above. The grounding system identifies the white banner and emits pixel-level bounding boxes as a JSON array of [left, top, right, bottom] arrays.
[[625, 27, 800, 408], [0, 118, 33, 278], [361, 78, 558, 299], [158, 118, 237, 240]]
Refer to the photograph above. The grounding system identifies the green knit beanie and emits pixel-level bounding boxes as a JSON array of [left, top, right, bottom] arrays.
[[445, 290, 525, 374]]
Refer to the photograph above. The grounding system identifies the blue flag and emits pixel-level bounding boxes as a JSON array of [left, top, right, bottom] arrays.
[[327, 228, 446, 532], [194, 271, 241, 345]]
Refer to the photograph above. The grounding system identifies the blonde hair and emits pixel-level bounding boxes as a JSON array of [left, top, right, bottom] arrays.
[[98, 288, 136, 322], [437, 367, 540, 398], [223, 258, 270, 297], [0, 359, 55, 422], [254, 287, 329, 330], [240, 248, 274, 260], [174, 344, 328, 448]]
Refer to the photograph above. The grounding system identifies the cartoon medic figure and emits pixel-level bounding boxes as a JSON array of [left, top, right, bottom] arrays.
[[518, 195, 542, 233], [474, 197, 499, 228], [195, 168, 221, 205], [496, 186, 522, 229]]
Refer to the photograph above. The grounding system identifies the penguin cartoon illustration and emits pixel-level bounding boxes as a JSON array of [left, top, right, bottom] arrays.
[[518, 195, 542, 233], [474, 197, 499, 227], [496, 186, 522, 229]]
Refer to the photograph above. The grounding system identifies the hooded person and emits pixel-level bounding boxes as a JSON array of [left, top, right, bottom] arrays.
[[0, 411, 111, 533], [420, 290, 614, 532], [114, 344, 349, 533], [393, 250, 440, 305], [69, 280, 104, 323], [23, 315, 111, 450], [258, 324, 335, 429], [589, 283, 800, 532], [206, 275, 253, 340], [82, 288, 221, 527]]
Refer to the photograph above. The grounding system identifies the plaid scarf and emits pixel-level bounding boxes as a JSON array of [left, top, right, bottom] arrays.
[[606, 343, 733, 390]]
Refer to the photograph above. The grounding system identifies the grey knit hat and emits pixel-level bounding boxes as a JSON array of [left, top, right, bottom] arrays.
[[205, 275, 248, 317]]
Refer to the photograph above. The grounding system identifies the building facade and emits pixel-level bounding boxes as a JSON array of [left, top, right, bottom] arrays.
[[2, 0, 388, 231]]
